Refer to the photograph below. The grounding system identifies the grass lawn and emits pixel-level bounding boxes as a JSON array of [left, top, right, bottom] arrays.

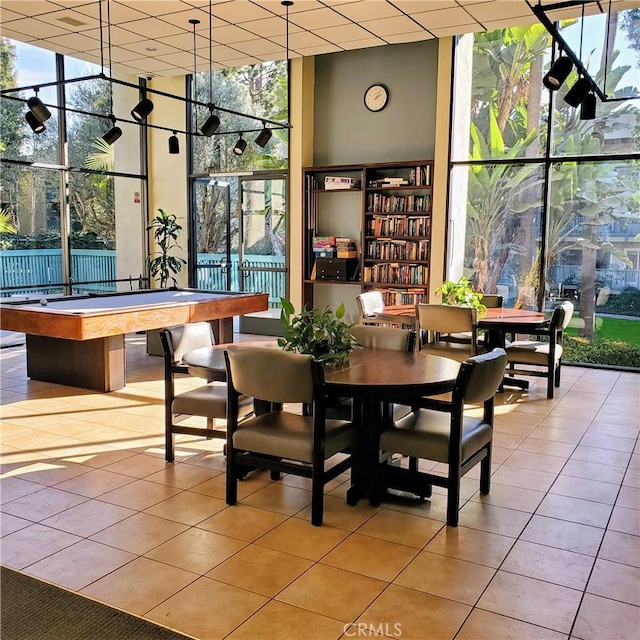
[[565, 316, 640, 346]]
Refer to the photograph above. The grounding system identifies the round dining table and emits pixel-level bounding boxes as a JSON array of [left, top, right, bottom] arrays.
[[181, 343, 461, 506]]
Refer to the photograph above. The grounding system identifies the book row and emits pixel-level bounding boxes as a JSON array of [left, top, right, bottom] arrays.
[[363, 263, 428, 285], [367, 193, 431, 213], [366, 215, 430, 236], [375, 287, 428, 305], [366, 239, 429, 261]]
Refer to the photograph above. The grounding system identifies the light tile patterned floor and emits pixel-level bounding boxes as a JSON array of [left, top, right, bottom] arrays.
[[1, 333, 638, 640]]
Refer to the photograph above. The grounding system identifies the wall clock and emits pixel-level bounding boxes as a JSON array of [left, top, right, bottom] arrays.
[[364, 84, 389, 112]]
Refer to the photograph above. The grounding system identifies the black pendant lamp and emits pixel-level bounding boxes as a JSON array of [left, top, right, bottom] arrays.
[[233, 134, 247, 156], [102, 116, 122, 145], [255, 124, 272, 148], [131, 97, 154, 121], [25, 111, 46, 134], [564, 76, 592, 108], [543, 54, 573, 90], [27, 94, 52, 123], [201, 111, 220, 137], [580, 92, 597, 120], [168, 131, 180, 154]]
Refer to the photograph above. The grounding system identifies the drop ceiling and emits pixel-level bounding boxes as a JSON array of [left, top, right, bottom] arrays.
[[0, 0, 634, 78]]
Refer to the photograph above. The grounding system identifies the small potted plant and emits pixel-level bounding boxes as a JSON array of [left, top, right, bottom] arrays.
[[436, 276, 486, 313], [147, 209, 187, 288], [278, 298, 360, 366]]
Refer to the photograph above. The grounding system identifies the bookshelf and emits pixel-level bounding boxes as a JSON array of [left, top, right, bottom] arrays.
[[303, 160, 433, 310]]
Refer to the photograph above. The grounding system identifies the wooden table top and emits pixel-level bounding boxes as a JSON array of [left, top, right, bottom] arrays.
[[182, 344, 461, 401]]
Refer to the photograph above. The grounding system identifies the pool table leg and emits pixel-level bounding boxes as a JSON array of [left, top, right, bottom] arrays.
[[210, 317, 234, 344], [25, 334, 126, 392]]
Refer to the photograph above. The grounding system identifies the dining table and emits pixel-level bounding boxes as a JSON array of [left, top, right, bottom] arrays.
[[181, 343, 461, 506], [374, 304, 549, 389]]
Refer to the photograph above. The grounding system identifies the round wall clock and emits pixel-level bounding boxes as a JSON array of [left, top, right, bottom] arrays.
[[364, 84, 389, 112]]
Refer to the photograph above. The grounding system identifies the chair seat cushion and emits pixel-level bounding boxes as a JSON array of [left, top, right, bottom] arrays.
[[421, 341, 487, 363], [173, 384, 252, 418], [233, 413, 355, 463], [380, 409, 492, 464], [507, 340, 562, 365]]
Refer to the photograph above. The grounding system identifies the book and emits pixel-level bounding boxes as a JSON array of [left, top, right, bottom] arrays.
[[324, 176, 359, 190]]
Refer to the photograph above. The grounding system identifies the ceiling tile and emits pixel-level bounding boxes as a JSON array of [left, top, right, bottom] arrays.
[[119, 17, 185, 39], [1, 1, 62, 17], [430, 23, 484, 37], [86, 46, 147, 64], [0, 9, 25, 22], [340, 37, 387, 51], [212, 24, 259, 44], [466, 1, 534, 22], [250, 0, 326, 13], [124, 56, 179, 73], [81, 25, 147, 46], [385, 32, 434, 44], [123, 40, 182, 57], [3, 18, 71, 39], [30, 39, 80, 55], [34, 8, 100, 32], [212, 2, 277, 23], [155, 50, 208, 68], [269, 30, 327, 49], [240, 16, 302, 38], [333, 1, 404, 21], [72, 1, 151, 23], [0, 27, 38, 42], [157, 32, 209, 51], [218, 55, 262, 68], [313, 23, 372, 44], [289, 7, 352, 30], [360, 16, 424, 38], [45, 32, 103, 52], [482, 16, 537, 31], [120, 1, 191, 17], [197, 43, 247, 63], [295, 43, 343, 56], [392, 0, 453, 11], [229, 37, 283, 56], [412, 6, 478, 30]]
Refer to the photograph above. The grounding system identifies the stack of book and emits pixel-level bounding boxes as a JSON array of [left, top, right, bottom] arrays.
[[335, 237, 357, 259], [312, 236, 336, 258], [324, 176, 359, 190], [368, 176, 410, 188]]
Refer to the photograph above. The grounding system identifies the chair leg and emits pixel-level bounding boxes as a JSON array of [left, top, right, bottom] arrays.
[[226, 445, 238, 506], [165, 419, 174, 463], [480, 445, 491, 495], [555, 361, 562, 387], [446, 472, 461, 527], [270, 470, 281, 481], [547, 370, 555, 399], [311, 461, 324, 526]]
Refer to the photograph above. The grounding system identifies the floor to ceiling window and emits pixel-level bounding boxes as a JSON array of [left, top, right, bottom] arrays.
[[0, 38, 146, 297], [449, 11, 640, 369], [189, 60, 289, 308]]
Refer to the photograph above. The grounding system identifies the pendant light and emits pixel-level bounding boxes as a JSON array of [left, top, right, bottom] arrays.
[[233, 134, 247, 156], [563, 3, 594, 110], [543, 49, 573, 91], [25, 111, 46, 134], [131, 96, 154, 122], [255, 122, 272, 148], [26, 90, 52, 123], [101, 0, 122, 145], [168, 131, 180, 154], [200, 0, 220, 137], [102, 115, 122, 144], [580, 91, 597, 120]]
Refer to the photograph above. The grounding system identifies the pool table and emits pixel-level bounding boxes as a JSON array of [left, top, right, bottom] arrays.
[[0, 288, 268, 391]]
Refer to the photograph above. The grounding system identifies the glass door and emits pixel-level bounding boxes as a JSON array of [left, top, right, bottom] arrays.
[[238, 175, 287, 307]]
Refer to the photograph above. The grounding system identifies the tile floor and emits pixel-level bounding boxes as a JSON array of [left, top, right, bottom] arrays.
[[1, 333, 638, 640]]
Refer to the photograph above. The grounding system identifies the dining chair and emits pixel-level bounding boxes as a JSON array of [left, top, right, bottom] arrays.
[[356, 291, 386, 325], [325, 324, 415, 423], [505, 301, 574, 399], [443, 294, 503, 346], [159, 323, 252, 462], [378, 348, 508, 526], [416, 303, 486, 362], [224, 345, 356, 526]]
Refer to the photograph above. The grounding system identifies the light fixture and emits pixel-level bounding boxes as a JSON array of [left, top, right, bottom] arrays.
[[255, 123, 272, 148], [25, 111, 46, 134], [201, 110, 220, 137], [543, 51, 573, 90], [564, 76, 593, 108], [233, 134, 247, 156], [580, 92, 597, 120], [102, 115, 122, 144], [131, 96, 154, 121], [168, 131, 180, 154], [26, 91, 51, 123]]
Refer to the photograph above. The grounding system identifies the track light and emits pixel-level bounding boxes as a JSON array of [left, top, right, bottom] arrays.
[[543, 53, 573, 90], [168, 131, 180, 154], [131, 97, 154, 122], [255, 125, 272, 148], [201, 110, 220, 137], [233, 134, 247, 156], [564, 76, 592, 108], [25, 111, 46, 134], [102, 116, 122, 145], [27, 95, 52, 123], [580, 92, 597, 120]]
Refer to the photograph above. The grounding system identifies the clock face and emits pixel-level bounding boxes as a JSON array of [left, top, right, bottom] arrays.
[[364, 84, 389, 112]]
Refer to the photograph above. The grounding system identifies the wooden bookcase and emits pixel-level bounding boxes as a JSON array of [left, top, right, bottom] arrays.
[[303, 159, 433, 309]]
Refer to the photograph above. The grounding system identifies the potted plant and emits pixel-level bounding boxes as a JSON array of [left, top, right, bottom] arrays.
[[146, 209, 187, 355], [147, 209, 187, 288], [436, 276, 486, 313], [277, 298, 360, 366]]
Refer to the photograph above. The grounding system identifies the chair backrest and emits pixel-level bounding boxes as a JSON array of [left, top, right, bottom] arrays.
[[482, 294, 503, 308], [226, 346, 317, 404], [455, 348, 508, 404], [357, 291, 385, 319], [555, 301, 574, 330], [160, 322, 214, 364], [416, 303, 477, 337], [349, 324, 413, 351]]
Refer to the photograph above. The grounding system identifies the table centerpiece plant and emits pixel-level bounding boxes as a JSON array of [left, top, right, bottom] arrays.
[[278, 298, 360, 366], [436, 276, 486, 314]]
